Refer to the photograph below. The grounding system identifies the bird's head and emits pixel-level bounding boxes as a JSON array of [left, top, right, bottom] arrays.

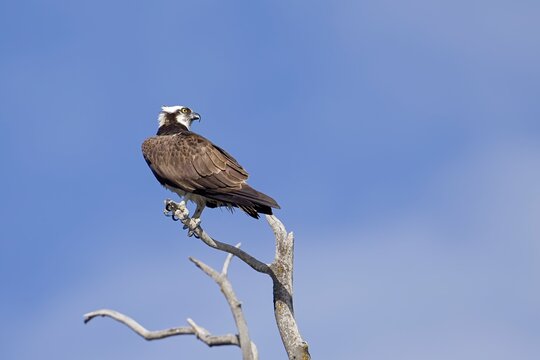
[[158, 105, 201, 130]]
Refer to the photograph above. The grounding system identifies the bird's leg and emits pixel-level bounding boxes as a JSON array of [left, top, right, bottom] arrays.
[[192, 203, 205, 219], [185, 204, 205, 238]]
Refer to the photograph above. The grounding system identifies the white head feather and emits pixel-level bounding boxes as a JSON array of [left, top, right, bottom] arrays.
[[161, 105, 184, 114], [158, 105, 192, 129]]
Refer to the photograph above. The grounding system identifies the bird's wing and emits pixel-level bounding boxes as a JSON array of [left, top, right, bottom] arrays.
[[142, 133, 249, 193]]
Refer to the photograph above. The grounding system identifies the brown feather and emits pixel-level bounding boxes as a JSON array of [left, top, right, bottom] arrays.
[[142, 132, 248, 193], [142, 128, 279, 218]]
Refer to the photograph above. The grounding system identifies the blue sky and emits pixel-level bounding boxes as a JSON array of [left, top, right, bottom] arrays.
[[1, 0, 540, 359]]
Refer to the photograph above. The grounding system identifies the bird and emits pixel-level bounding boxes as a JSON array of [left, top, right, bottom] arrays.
[[142, 105, 280, 227]]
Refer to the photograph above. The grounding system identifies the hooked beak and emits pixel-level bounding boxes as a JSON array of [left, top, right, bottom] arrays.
[[191, 112, 201, 121]]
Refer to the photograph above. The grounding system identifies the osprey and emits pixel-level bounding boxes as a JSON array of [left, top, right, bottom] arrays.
[[142, 105, 280, 222]]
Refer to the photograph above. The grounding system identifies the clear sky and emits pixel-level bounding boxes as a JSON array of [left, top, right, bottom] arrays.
[[1, 0, 540, 359]]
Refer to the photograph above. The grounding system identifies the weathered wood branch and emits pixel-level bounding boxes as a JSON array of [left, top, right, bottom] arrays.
[[83, 309, 238, 346], [166, 200, 271, 275], [165, 199, 310, 359], [267, 217, 310, 360], [189, 245, 258, 360], [84, 246, 257, 358]]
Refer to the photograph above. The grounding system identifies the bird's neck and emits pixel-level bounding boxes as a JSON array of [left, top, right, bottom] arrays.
[[157, 123, 190, 135]]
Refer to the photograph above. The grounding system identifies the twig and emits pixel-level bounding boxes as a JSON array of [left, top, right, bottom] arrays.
[[222, 243, 240, 276], [83, 309, 238, 346], [185, 318, 240, 346]]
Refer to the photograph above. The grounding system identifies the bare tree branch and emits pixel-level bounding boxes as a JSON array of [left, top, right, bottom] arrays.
[[184, 318, 241, 346], [166, 200, 311, 359], [189, 256, 221, 281], [266, 216, 311, 360], [85, 199, 309, 359], [83, 309, 238, 346], [165, 200, 271, 275], [222, 243, 240, 276], [85, 242, 258, 359], [189, 244, 257, 360]]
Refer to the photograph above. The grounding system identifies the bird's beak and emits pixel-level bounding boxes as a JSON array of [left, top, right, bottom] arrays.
[[192, 112, 201, 121]]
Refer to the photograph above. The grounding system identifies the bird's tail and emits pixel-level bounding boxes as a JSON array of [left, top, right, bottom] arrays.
[[234, 184, 280, 218], [207, 184, 280, 219]]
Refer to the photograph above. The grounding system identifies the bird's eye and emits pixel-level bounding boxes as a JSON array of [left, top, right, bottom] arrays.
[[180, 108, 191, 114]]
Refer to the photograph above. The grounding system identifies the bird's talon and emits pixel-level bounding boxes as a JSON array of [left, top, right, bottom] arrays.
[[185, 219, 201, 238], [171, 214, 180, 221]]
